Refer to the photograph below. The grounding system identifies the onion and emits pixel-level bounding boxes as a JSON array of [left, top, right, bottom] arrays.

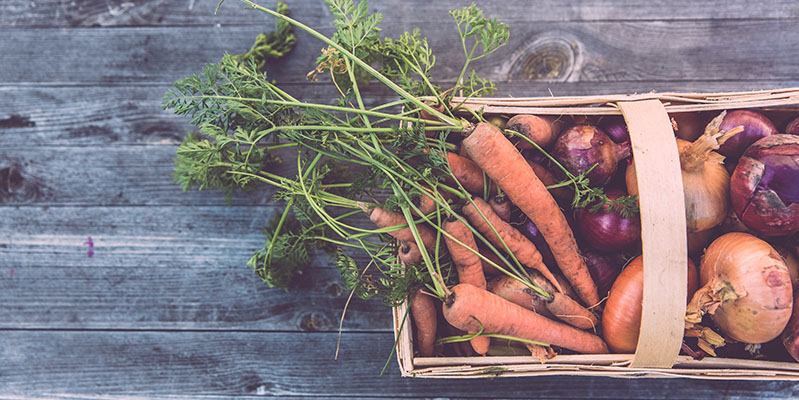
[[781, 295, 799, 362], [786, 116, 799, 135], [517, 218, 556, 268], [686, 232, 792, 344], [717, 110, 777, 163], [574, 190, 641, 252], [730, 134, 799, 237], [777, 246, 799, 292], [581, 248, 624, 298], [553, 125, 632, 187], [626, 112, 736, 232], [687, 229, 716, 256], [598, 116, 629, 143], [602, 255, 698, 353], [671, 112, 710, 142]]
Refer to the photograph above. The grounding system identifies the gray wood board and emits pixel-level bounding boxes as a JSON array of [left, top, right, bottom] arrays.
[[1, 331, 798, 398], [4, 83, 799, 148], [0, 204, 390, 330], [3, 0, 799, 27], [5, 20, 799, 85]]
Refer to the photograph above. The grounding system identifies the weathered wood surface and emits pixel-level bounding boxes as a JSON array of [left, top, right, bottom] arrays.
[[4, 0, 799, 397], [5, 20, 799, 85], [2, 331, 799, 399]]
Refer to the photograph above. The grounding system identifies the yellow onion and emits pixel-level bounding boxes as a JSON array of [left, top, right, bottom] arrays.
[[627, 112, 739, 232], [602, 255, 698, 353], [686, 232, 792, 344]]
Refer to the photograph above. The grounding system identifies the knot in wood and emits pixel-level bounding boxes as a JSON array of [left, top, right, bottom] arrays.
[[508, 36, 577, 82]]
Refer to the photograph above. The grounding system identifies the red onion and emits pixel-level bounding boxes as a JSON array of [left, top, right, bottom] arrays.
[[717, 110, 777, 162], [517, 218, 556, 268], [552, 125, 631, 187], [574, 190, 641, 252], [730, 134, 799, 237], [598, 116, 630, 143], [785, 116, 799, 135], [581, 248, 624, 298]]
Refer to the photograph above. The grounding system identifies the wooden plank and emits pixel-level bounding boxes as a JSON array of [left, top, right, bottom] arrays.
[[0, 205, 391, 330], [1, 331, 798, 398], [4, 20, 799, 85], [3, 0, 799, 28], [0, 145, 286, 206], [4, 82, 799, 146]]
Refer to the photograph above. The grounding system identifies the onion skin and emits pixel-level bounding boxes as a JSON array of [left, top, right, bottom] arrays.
[[777, 246, 799, 292], [553, 125, 632, 187], [730, 134, 799, 237], [581, 248, 624, 298], [627, 137, 730, 232], [687, 229, 716, 256], [574, 190, 641, 252], [602, 256, 698, 353], [786, 116, 799, 135], [671, 112, 708, 142], [687, 232, 792, 344], [782, 295, 799, 362], [598, 116, 630, 143], [717, 110, 777, 162]]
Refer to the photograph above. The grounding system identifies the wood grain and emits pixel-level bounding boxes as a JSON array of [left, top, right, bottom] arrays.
[[0, 205, 389, 330], [3, 0, 799, 27], [4, 20, 799, 85], [0, 331, 798, 398]]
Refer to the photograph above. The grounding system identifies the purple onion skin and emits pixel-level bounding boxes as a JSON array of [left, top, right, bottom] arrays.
[[786, 116, 799, 135], [717, 110, 778, 162], [518, 218, 557, 269], [552, 125, 632, 187], [730, 134, 799, 237], [574, 190, 641, 252], [581, 248, 624, 298], [598, 116, 630, 143]]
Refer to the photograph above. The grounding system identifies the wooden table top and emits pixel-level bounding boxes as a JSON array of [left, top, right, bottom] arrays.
[[2, 0, 799, 398]]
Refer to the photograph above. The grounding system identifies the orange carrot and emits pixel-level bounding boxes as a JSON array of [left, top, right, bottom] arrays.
[[368, 206, 436, 250], [506, 114, 561, 149], [527, 160, 571, 204], [410, 188, 437, 217], [462, 122, 600, 307], [529, 271, 598, 330], [487, 275, 555, 320], [446, 152, 495, 195], [442, 216, 490, 355], [488, 194, 512, 222], [410, 289, 437, 357], [398, 241, 422, 265], [462, 197, 563, 294], [442, 283, 608, 354], [478, 245, 504, 277]]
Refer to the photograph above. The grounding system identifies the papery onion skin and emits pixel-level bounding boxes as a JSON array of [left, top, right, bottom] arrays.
[[553, 125, 631, 187], [781, 295, 799, 362], [626, 138, 730, 232], [730, 134, 799, 237], [602, 256, 698, 353], [786, 116, 799, 135], [574, 190, 641, 252], [690, 232, 792, 344], [717, 110, 778, 162]]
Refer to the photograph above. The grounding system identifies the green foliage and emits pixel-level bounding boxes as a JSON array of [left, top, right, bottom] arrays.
[[233, 1, 297, 70]]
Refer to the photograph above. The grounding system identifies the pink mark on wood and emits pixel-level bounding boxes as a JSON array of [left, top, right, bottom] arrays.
[[9, 269, 13, 278], [84, 236, 94, 258]]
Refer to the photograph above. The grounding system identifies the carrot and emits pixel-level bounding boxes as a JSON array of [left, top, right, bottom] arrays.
[[488, 194, 512, 222], [442, 216, 490, 355], [368, 206, 436, 250], [462, 197, 563, 294], [446, 152, 495, 195], [527, 159, 571, 204], [487, 275, 555, 320], [442, 283, 608, 354], [478, 245, 504, 277], [462, 122, 600, 307], [398, 241, 422, 265], [529, 271, 599, 330], [410, 188, 437, 217], [410, 289, 437, 357], [506, 114, 561, 149]]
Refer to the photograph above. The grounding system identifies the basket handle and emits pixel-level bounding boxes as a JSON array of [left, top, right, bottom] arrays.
[[617, 99, 688, 368]]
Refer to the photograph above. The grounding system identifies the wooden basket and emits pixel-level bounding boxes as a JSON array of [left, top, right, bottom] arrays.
[[393, 88, 799, 379]]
